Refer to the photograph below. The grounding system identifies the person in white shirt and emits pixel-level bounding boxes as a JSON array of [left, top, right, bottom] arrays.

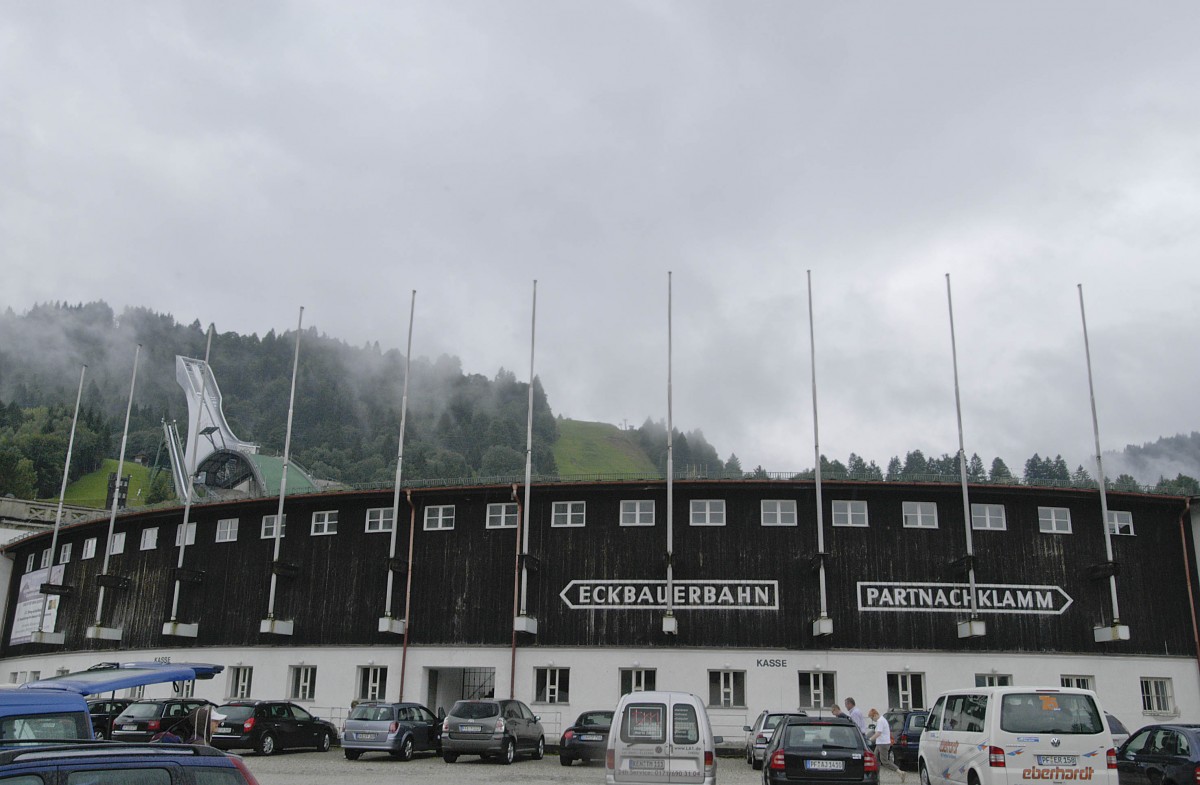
[[868, 708, 905, 782], [844, 697, 868, 735]]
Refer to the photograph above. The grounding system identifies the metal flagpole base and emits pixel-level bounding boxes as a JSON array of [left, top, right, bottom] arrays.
[[378, 617, 406, 634], [956, 619, 987, 638], [812, 616, 834, 636], [1093, 624, 1131, 642], [85, 625, 123, 641], [30, 631, 65, 645], [259, 618, 294, 636], [513, 615, 538, 634], [162, 621, 199, 637]]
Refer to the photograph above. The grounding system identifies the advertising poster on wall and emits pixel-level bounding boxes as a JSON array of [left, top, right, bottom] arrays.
[[9, 565, 64, 645]]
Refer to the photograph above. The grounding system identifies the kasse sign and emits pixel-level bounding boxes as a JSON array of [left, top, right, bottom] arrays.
[[857, 581, 1073, 615], [560, 579, 779, 610]]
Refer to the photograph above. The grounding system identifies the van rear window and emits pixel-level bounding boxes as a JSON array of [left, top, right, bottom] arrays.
[[621, 704, 666, 744], [672, 704, 699, 745], [1000, 693, 1104, 735]]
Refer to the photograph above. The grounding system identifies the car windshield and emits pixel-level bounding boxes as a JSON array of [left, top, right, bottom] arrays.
[[350, 705, 395, 722], [783, 724, 861, 750], [117, 703, 165, 720], [577, 712, 612, 728], [451, 702, 499, 720], [1000, 693, 1104, 734], [219, 706, 254, 721]]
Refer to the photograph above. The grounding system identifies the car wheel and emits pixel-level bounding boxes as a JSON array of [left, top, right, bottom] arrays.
[[398, 736, 414, 762], [500, 738, 515, 765], [533, 736, 544, 760], [919, 761, 931, 785], [752, 755, 764, 771], [257, 732, 277, 756], [443, 752, 458, 763], [345, 749, 361, 760], [318, 731, 332, 752], [560, 751, 574, 766]]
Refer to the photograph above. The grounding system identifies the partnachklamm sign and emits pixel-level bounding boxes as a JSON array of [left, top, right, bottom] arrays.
[[857, 581, 1073, 615], [560, 580, 779, 610]]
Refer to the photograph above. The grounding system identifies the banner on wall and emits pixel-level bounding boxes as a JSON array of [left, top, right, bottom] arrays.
[[9, 565, 65, 645]]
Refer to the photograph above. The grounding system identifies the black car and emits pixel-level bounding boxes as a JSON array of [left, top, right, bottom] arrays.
[[1116, 723, 1200, 785], [111, 698, 215, 743], [559, 709, 613, 766], [882, 709, 927, 770], [211, 700, 338, 756], [86, 698, 132, 740], [762, 715, 880, 785]]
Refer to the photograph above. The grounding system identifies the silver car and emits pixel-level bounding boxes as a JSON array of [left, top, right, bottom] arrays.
[[440, 699, 545, 764], [743, 709, 806, 770], [342, 701, 441, 761]]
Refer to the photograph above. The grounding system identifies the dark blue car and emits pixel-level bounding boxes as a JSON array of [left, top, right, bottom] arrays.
[[883, 708, 927, 770], [1116, 723, 1200, 785], [0, 741, 259, 783]]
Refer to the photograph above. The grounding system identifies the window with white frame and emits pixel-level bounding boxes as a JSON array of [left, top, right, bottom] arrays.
[[311, 510, 338, 536], [216, 519, 238, 543], [971, 503, 1007, 531], [1061, 675, 1094, 691], [552, 501, 586, 528], [708, 670, 745, 708], [175, 522, 196, 546], [621, 500, 655, 527], [535, 667, 570, 703], [82, 538, 97, 560], [261, 514, 286, 539], [174, 680, 195, 698], [39, 549, 51, 569], [887, 672, 925, 710], [125, 685, 145, 699], [59, 543, 72, 564], [1141, 678, 1175, 714], [690, 499, 726, 526], [366, 507, 395, 533], [1038, 507, 1072, 534], [487, 502, 518, 529], [140, 527, 158, 551], [902, 501, 938, 529], [24, 554, 34, 572], [761, 500, 797, 526], [975, 673, 1012, 687], [619, 668, 657, 695], [358, 666, 387, 701], [798, 671, 836, 710], [290, 665, 317, 701], [1108, 510, 1135, 536], [228, 666, 253, 699], [110, 532, 125, 555], [424, 505, 455, 531], [832, 500, 868, 527]]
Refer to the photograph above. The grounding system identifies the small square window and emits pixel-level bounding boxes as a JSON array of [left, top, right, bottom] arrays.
[[216, 519, 239, 543], [1038, 507, 1072, 534], [59, 542, 72, 564], [971, 503, 1006, 531], [535, 667, 571, 703], [175, 522, 196, 547], [1140, 677, 1174, 714], [140, 527, 158, 551], [487, 503, 518, 529], [552, 501, 586, 528], [1061, 675, 1094, 691], [39, 549, 51, 569], [707, 670, 745, 708], [290, 665, 317, 701], [621, 500, 655, 527], [25, 554, 34, 572], [761, 500, 797, 526], [366, 508, 395, 533], [902, 501, 938, 529], [690, 499, 726, 526], [261, 514, 287, 539], [424, 505, 455, 531], [832, 500, 868, 527], [82, 538, 97, 560], [110, 532, 126, 555], [311, 510, 338, 536], [1107, 510, 1134, 536]]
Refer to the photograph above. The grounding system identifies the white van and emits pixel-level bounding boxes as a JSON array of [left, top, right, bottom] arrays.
[[606, 691, 720, 785], [918, 686, 1117, 785]]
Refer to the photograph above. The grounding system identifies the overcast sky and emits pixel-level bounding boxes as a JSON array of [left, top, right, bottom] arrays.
[[3, 2, 1199, 474]]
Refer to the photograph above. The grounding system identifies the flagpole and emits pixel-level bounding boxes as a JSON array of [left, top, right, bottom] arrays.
[[663, 272, 677, 635], [381, 291, 416, 635], [515, 281, 539, 635], [808, 272, 832, 636]]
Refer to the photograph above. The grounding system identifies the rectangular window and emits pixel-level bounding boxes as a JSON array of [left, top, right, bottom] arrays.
[[59, 543, 72, 564], [311, 510, 338, 536], [216, 518, 239, 543], [832, 500, 868, 527], [887, 672, 925, 710], [39, 549, 51, 569], [621, 500, 655, 527], [971, 503, 1007, 531], [1141, 678, 1175, 714], [708, 670, 745, 708], [110, 532, 125, 555], [290, 666, 317, 701], [1061, 675, 1094, 691], [261, 514, 286, 539], [125, 685, 145, 700], [619, 668, 657, 695], [535, 667, 571, 703], [365, 507, 395, 533], [358, 666, 387, 701], [228, 667, 253, 699], [175, 522, 196, 546], [1038, 507, 1072, 534], [1108, 510, 1135, 536], [761, 500, 797, 526], [690, 499, 726, 527], [487, 502, 518, 529], [25, 554, 34, 572], [424, 505, 455, 531], [140, 527, 158, 551], [552, 501, 586, 528], [82, 538, 97, 560], [975, 673, 1012, 687], [797, 671, 836, 710], [902, 501, 938, 529], [175, 680, 195, 698]]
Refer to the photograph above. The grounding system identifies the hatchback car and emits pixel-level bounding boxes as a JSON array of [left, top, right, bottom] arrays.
[[762, 715, 879, 785], [211, 700, 338, 756], [86, 698, 133, 740], [0, 741, 261, 783], [342, 701, 441, 760], [745, 710, 808, 770], [882, 708, 927, 770], [559, 709, 613, 766], [441, 698, 545, 764], [1116, 723, 1200, 785], [111, 698, 215, 743]]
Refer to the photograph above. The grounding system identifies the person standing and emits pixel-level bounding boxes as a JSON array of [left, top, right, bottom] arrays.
[[868, 708, 905, 783], [844, 697, 867, 736]]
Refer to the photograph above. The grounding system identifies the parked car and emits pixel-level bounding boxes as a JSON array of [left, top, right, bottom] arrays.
[[1116, 724, 1200, 785], [0, 741, 260, 783], [86, 698, 132, 740], [559, 709, 613, 766], [1107, 712, 1131, 748], [342, 700, 441, 760], [111, 698, 215, 743], [441, 698, 545, 764], [882, 708, 927, 770], [745, 710, 808, 770], [211, 699, 338, 756], [762, 715, 879, 785]]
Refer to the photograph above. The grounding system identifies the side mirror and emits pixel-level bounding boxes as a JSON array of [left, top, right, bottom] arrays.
[[714, 736, 724, 744], [743, 725, 752, 732], [534, 716, 541, 723]]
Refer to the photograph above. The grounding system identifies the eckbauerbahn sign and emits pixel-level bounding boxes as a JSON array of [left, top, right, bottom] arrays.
[[857, 581, 1073, 615], [560, 579, 779, 610]]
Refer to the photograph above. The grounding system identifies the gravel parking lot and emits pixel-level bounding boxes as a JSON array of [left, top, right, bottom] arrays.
[[240, 748, 911, 785]]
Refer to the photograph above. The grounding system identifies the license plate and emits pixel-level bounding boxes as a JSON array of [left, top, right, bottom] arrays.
[[1037, 756, 1078, 766], [217, 724, 235, 733], [630, 758, 666, 770], [806, 760, 846, 771], [580, 734, 602, 741], [459, 724, 482, 733], [122, 724, 137, 731], [356, 732, 377, 740]]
